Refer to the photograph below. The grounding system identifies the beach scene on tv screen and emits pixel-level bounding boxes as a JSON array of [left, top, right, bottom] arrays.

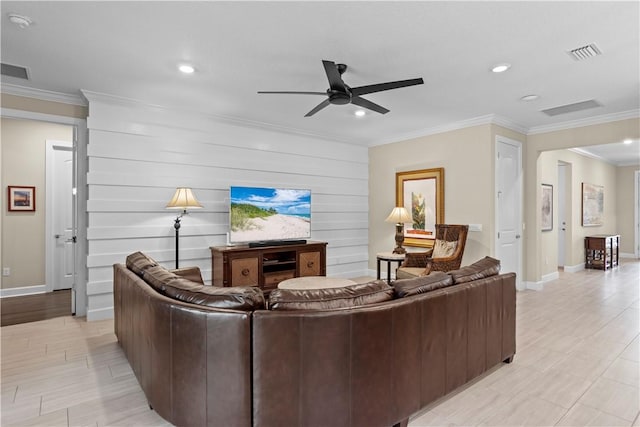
[[230, 187, 311, 242]]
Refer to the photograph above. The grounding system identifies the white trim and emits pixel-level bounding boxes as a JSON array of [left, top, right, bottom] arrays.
[[620, 252, 637, 259], [1, 108, 85, 126], [524, 281, 544, 291], [87, 307, 114, 322], [46, 140, 73, 293], [564, 263, 585, 273], [495, 136, 524, 290], [636, 170, 640, 259], [1, 285, 47, 298], [370, 114, 528, 147], [527, 109, 640, 135], [542, 271, 560, 282], [1, 83, 87, 106]]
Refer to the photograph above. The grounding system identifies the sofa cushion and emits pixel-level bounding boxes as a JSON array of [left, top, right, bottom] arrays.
[[163, 278, 265, 310], [393, 271, 453, 297], [268, 280, 393, 311], [449, 256, 501, 284], [126, 251, 158, 277], [432, 239, 457, 258], [142, 265, 179, 291]]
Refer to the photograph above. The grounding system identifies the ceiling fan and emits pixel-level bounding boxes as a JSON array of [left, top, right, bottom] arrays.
[[258, 60, 424, 117]]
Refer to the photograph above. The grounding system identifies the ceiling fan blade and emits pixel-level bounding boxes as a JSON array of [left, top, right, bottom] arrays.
[[322, 60, 347, 92], [351, 78, 424, 96], [258, 91, 326, 95], [304, 99, 331, 117], [351, 96, 389, 114]]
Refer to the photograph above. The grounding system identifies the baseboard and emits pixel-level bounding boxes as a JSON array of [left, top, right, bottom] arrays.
[[620, 252, 637, 259], [563, 263, 585, 273], [87, 306, 114, 321], [0, 285, 47, 298], [524, 281, 544, 291], [542, 271, 560, 282]]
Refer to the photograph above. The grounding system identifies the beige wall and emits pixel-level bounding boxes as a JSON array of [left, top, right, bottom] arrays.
[[369, 124, 502, 269], [617, 165, 639, 255], [1, 118, 73, 290], [539, 149, 619, 274], [526, 118, 640, 281], [1, 94, 87, 119]]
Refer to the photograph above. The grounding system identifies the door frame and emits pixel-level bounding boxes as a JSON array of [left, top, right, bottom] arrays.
[[494, 135, 523, 290], [636, 170, 640, 258], [45, 139, 74, 293], [1, 107, 87, 316]]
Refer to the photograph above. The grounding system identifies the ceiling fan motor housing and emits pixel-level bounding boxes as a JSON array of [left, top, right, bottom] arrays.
[[328, 91, 351, 105]]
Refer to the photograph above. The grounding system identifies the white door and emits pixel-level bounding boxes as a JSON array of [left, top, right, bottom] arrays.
[[495, 137, 523, 289], [557, 163, 566, 267], [46, 140, 75, 291]]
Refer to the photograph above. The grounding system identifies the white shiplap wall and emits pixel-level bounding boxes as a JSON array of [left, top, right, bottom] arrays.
[[83, 92, 369, 320]]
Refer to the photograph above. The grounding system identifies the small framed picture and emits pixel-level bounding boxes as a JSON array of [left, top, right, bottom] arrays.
[[8, 186, 36, 212]]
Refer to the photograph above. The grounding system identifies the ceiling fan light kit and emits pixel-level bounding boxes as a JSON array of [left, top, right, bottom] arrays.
[[258, 60, 424, 117]]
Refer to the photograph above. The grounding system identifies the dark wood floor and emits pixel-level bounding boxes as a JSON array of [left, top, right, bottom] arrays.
[[1, 289, 72, 326]]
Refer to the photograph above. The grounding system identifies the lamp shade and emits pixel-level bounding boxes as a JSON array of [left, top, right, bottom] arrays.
[[385, 206, 412, 224], [166, 187, 203, 210]]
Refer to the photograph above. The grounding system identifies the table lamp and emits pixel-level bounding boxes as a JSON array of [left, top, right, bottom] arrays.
[[166, 187, 203, 268], [385, 206, 412, 254]]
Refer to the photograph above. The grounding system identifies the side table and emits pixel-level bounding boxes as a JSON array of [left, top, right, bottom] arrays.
[[376, 252, 406, 283]]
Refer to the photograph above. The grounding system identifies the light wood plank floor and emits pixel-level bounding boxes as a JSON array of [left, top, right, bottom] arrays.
[[1, 261, 638, 426]]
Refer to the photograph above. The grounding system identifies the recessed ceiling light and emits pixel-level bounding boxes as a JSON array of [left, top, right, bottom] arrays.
[[8, 13, 32, 29], [178, 64, 195, 74], [520, 94, 539, 101], [623, 139, 633, 145], [354, 110, 366, 117], [491, 63, 511, 73]]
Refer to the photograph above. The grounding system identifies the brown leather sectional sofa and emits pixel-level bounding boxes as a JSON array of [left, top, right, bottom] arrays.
[[114, 253, 516, 427]]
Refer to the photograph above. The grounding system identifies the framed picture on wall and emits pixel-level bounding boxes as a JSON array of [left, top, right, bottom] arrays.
[[7, 186, 36, 212], [395, 168, 444, 248], [582, 182, 603, 226], [541, 184, 553, 231]]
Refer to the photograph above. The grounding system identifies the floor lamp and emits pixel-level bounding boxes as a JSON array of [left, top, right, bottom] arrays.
[[166, 187, 203, 269], [385, 206, 412, 254]]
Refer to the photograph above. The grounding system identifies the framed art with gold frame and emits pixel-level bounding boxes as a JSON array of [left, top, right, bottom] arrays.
[[395, 168, 444, 248]]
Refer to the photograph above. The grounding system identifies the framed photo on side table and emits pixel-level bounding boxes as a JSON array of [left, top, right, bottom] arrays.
[[395, 168, 444, 249], [7, 186, 36, 212], [541, 184, 553, 231]]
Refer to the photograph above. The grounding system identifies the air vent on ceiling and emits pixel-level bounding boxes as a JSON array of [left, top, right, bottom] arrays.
[[1, 62, 29, 80], [567, 44, 602, 61], [541, 100, 603, 117]]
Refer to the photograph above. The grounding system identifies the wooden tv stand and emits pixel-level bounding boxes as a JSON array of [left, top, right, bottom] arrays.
[[210, 241, 327, 291]]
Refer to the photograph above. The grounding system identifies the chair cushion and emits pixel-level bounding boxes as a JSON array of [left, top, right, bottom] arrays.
[[449, 256, 501, 284], [393, 271, 453, 297], [126, 251, 158, 277], [396, 266, 430, 280], [163, 278, 265, 310], [432, 239, 457, 258], [268, 280, 393, 311]]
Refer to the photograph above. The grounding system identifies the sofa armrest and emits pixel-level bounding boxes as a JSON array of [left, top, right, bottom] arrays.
[[170, 266, 204, 285], [400, 249, 433, 268]]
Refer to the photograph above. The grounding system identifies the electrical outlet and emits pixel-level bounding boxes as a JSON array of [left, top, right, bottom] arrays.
[[2, 268, 10, 277]]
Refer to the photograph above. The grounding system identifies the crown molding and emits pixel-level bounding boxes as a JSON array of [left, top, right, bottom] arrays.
[[81, 90, 361, 145], [527, 109, 640, 135], [369, 114, 528, 147], [1, 83, 87, 106]]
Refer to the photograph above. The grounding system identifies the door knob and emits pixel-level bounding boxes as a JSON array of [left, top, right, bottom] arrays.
[[516, 234, 521, 239]]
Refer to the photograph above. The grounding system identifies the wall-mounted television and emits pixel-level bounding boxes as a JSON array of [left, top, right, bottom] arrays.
[[229, 186, 311, 246]]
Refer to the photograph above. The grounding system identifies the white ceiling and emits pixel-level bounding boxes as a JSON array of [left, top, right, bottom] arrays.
[[1, 1, 639, 162]]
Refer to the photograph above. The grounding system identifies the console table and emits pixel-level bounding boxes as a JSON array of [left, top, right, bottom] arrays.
[[585, 234, 619, 270], [210, 241, 327, 291]]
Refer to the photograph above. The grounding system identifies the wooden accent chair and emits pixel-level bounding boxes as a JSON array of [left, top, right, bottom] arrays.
[[396, 224, 469, 279]]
